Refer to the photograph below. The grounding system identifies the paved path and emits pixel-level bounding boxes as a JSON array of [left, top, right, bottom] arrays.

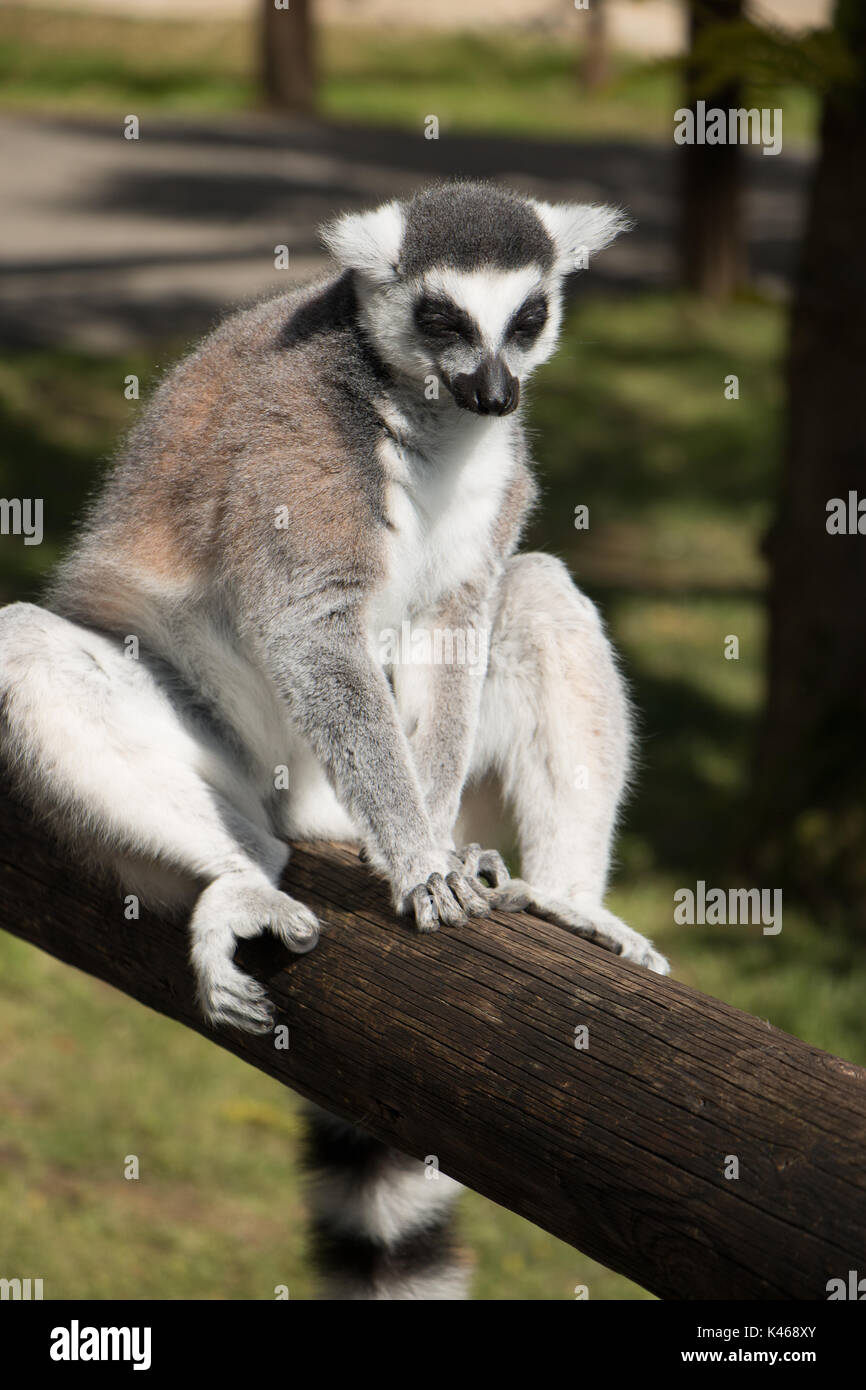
[[1, 112, 813, 350]]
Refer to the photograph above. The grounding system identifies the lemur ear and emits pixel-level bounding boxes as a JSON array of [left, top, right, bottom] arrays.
[[531, 201, 632, 275], [320, 200, 405, 286]]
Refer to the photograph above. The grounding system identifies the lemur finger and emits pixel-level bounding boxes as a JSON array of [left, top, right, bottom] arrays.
[[409, 883, 438, 933], [458, 843, 482, 876], [476, 849, 510, 888], [483, 880, 536, 914], [457, 844, 510, 889], [493, 881, 672, 976], [489, 879, 607, 934], [426, 872, 468, 928], [203, 976, 275, 1035], [446, 871, 490, 917], [213, 1002, 275, 1035], [625, 941, 670, 975]]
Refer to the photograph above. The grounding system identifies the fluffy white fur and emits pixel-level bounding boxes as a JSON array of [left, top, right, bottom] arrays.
[[321, 200, 405, 285], [531, 199, 633, 274]]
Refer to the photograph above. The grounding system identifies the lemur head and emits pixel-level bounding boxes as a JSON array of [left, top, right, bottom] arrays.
[[322, 180, 630, 417]]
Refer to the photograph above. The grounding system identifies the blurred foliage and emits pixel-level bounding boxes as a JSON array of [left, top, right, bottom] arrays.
[[0, 8, 820, 146], [682, 16, 855, 103], [2, 291, 864, 1299]]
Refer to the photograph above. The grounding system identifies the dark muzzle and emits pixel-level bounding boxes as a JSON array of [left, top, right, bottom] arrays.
[[450, 356, 520, 416]]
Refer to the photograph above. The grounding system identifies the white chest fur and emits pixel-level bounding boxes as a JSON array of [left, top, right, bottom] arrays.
[[368, 408, 513, 648]]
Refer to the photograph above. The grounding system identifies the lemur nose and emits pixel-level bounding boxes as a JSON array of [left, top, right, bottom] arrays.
[[452, 357, 520, 416]]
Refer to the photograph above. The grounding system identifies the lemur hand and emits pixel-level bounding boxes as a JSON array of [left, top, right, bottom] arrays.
[[399, 844, 510, 931]]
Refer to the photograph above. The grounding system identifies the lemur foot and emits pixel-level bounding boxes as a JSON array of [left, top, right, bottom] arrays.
[[199, 963, 277, 1035], [191, 878, 320, 1033], [483, 880, 670, 976]]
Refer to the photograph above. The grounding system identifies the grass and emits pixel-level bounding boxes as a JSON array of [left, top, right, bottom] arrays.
[[2, 289, 864, 1299], [0, 7, 819, 147]]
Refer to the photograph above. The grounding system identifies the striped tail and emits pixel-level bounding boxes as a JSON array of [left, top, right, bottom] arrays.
[[303, 1106, 470, 1300]]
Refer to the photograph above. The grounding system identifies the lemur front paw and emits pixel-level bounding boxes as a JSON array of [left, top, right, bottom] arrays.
[[403, 869, 492, 931], [400, 845, 511, 931], [191, 879, 320, 1035], [199, 964, 277, 1035]]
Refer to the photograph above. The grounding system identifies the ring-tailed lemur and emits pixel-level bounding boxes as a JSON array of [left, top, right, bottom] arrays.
[[0, 180, 668, 1299]]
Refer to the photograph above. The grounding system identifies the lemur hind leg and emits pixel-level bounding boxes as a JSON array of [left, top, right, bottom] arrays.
[[0, 603, 319, 1032], [467, 555, 669, 974]]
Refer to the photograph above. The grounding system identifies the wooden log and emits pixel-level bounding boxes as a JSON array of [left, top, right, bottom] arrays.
[[0, 790, 864, 1300]]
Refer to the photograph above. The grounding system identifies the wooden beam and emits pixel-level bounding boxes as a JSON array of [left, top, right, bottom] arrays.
[[1, 791, 864, 1300]]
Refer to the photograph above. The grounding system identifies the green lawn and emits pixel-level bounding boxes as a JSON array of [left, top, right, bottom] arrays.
[[0, 8, 819, 147], [1, 290, 863, 1299]]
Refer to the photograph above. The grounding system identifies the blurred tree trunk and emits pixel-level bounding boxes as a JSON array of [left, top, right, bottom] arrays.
[[753, 0, 866, 928], [261, 0, 316, 114], [680, 0, 745, 298], [579, 0, 609, 91]]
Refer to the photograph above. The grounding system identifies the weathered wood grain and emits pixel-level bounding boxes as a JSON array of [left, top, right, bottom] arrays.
[[1, 791, 864, 1299]]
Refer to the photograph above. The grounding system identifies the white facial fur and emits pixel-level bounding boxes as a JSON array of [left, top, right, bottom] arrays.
[[321, 194, 630, 398], [357, 263, 562, 391], [321, 198, 404, 287]]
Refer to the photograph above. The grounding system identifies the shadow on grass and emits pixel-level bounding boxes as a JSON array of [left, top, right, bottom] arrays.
[[530, 292, 783, 536], [624, 667, 751, 881], [0, 396, 101, 601]]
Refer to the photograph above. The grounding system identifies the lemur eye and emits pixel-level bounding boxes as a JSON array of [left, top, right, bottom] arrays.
[[507, 295, 548, 345], [414, 295, 476, 344]]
